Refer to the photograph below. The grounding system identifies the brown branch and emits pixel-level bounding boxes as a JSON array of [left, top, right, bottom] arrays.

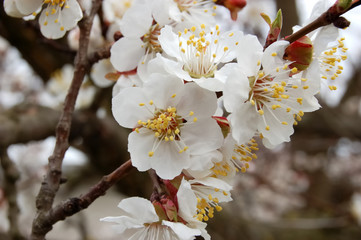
[[0, 104, 60, 147], [285, 1, 357, 44], [88, 44, 112, 65], [40, 160, 133, 229], [31, 1, 103, 239], [0, 148, 25, 240], [149, 169, 165, 196]]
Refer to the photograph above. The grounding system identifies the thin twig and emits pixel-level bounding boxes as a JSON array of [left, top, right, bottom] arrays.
[[282, 1, 360, 44], [31, 1, 103, 239], [0, 148, 25, 240], [149, 169, 165, 195], [42, 160, 133, 227]]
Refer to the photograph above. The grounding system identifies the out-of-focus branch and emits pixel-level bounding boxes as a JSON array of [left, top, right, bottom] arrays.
[[0, 148, 25, 240], [88, 44, 112, 64], [41, 160, 133, 228], [0, 4, 73, 81], [0, 104, 60, 147], [31, 1, 103, 239]]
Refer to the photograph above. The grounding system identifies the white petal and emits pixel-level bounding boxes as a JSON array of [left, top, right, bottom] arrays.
[[4, 0, 24, 17], [187, 150, 222, 172], [258, 106, 294, 147], [60, 0, 83, 30], [262, 40, 289, 74], [143, 73, 184, 108], [110, 37, 145, 72], [147, 55, 188, 80], [313, 26, 339, 55], [229, 103, 258, 145], [236, 34, 263, 76], [223, 67, 250, 113], [112, 87, 153, 128], [151, 0, 175, 25], [39, 10, 66, 39], [91, 59, 114, 88], [182, 118, 223, 155], [100, 216, 143, 233], [15, 0, 42, 15], [190, 177, 232, 192], [162, 221, 201, 240], [158, 25, 182, 60], [150, 140, 191, 180], [217, 30, 244, 63], [119, 2, 152, 38], [177, 179, 198, 220], [176, 83, 217, 118], [127, 131, 154, 172], [117, 197, 158, 223]]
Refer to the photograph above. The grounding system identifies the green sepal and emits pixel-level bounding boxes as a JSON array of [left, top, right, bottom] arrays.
[[260, 13, 271, 26], [263, 9, 283, 48], [153, 201, 169, 222], [337, 0, 352, 11]]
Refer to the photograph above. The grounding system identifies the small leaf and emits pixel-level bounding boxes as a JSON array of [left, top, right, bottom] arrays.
[[260, 13, 271, 26], [337, 0, 352, 11]]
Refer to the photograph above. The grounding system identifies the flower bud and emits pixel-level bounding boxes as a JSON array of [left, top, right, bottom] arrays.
[[262, 10, 282, 48], [283, 35, 313, 74], [215, 0, 247, 20], [212, 116, 230, 138], [336, 0, 352, 11], [153, 201, 169, 222], [162, 175, 183, 198]]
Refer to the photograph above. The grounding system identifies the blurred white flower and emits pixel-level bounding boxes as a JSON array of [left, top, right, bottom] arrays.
[[4, 0, 83, 39]]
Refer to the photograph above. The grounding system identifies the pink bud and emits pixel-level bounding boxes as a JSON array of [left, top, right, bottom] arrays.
[[212, 116, 230, 138], [284, 36, 313, 74], [215, 0, 247, 21]]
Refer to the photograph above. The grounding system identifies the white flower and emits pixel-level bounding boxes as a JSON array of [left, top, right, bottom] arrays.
[[4, 0, 83, 39], [112, 72, 143, 96], [152, 0, 217, 31], [67, 15, 104, 53], [157, 24, 242, 91], [188, 176, 232, 222], [224, 37, 320, 148], [102, 0, 133, 23], [101, 179, 210, 240], [100, 197, 201, 240], [39, 64, 96, 109], [292, 0, 347, 92], [110, 0, 164, 72], [112, 73, 223, 179], [90, 59, 115, 88]]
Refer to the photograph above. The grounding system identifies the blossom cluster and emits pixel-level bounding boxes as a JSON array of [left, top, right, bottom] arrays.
[[97, 0, 348, 238], [3, 0, 349, 239]]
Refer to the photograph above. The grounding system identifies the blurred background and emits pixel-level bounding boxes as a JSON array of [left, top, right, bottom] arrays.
[[1, 0, 361, 239]]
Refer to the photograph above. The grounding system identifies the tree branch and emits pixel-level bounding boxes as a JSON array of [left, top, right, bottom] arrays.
[[40, 160, 133, 229], [31, 1, 103, 239], [0, 148, 25, 240], [285, 1, 358, 44]]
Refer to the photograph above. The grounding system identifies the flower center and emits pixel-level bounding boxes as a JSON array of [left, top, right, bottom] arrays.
[[231, 138, 258, 173], [142, 24, 163, 55], [141, 106, 183, 141], [136, 97, 191, 157], [319, 37, 347, 90], [175, 0, 194, 12], [40, 0, 69, 31], [43, 0, 66, 6], [178, 25, 228, 79], [174, 0, 217, 16]]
